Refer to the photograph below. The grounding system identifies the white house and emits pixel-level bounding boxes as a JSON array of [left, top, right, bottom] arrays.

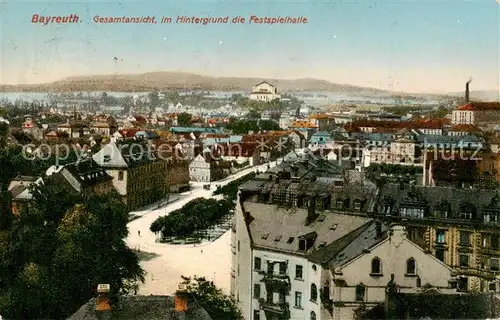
[[232, 198, 459, 320], [232, 200, 373, 320], [250, 81, 281, 103]]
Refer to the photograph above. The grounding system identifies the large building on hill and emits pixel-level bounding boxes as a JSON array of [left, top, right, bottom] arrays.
[[250, 81, 281, 103]]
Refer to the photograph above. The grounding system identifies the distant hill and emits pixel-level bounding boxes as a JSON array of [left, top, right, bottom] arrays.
[[448, 90, 500, 102], [0, 71, 451, 99]]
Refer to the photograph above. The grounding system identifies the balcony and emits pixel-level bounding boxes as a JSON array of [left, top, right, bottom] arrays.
[[261, 273, 291, 292], [258, 298, 290, 318], [320, 289, 333, 315]]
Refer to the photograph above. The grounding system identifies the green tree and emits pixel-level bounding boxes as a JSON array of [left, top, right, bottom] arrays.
[[177, 112, 193, 127], [0, 184, 144, 319], [259, 119, 281, 131], [181, 276, 243, 320], [246, 109, 261, 119]]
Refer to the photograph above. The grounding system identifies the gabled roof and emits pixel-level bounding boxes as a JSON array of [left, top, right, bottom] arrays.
[[457, 102, 500, 111], [254, 80, 275, 87], [245, 202, 372, 258]]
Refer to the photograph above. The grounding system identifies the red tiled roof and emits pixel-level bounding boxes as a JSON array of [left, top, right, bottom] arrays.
[[119, 128, 141, 137], [345, 119, 447, 132], [450, 124, 482, 132], [457, 102, 500, 111]]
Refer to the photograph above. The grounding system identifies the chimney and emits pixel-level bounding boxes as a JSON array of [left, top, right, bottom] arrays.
[[375, 220, 382, 238], [175, 283, 189, 320], [465, 78, 472, 103], [306, 197, 317, 224], [95, 284, 111, 311]]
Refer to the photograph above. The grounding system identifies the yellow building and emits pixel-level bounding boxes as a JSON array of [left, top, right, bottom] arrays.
[[378, 184, 500, 293]]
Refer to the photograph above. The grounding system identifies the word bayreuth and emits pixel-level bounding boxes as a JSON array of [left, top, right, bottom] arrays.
[[31, 14, 80, 25]]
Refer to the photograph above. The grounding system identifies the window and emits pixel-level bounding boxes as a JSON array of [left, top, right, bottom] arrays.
[[491, 258, 499, 271], [460, 254, 469, 267], [310, 283, 317, 302], [118, 171, 124, 181], [279, 262, 286, 275], [294, 291, 302, 308], [460, 232, 470, 246], [436, 230, 446, 244], [279, 291, 285, 303], [355, 284, 366, 301], [253, 284, 261, 299], [406, 258, 416, 275], [295, 265, 303, 279], [310, 311, 317, 320], [483, 234, 489, 248], [266, 290, 273, 303], [489, 282, 497, 292], [253, 310, 260, 320], [371, 257, 382, 275], [354, 200, 362, 211], [458, 277, 468, 292], [254, 257, 261, 270], [237, 241, 240, 251], [299, 239, 306, 251], [492, 235, 499, 250], [267, 262, 274, 274], [459, 203, 475, 220], [336, 199, 344, 210]]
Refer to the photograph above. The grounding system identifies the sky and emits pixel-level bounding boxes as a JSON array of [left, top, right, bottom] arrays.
[[0, 0, 499, 93]]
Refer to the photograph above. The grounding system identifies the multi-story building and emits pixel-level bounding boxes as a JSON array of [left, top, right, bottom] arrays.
[[93, 140, 168, 210], [156, 141, 191, 193], [189, 152, 225, 182], [231, 158, 500, 319], [232, 164, 462, 320], [451, 102, 500, 128]]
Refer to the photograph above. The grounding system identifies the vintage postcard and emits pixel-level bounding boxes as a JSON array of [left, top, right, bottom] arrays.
[[0, 1, 499, 319]]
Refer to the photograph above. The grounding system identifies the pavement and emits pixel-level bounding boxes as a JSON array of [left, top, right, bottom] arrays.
[[126, 161, 277, 295]]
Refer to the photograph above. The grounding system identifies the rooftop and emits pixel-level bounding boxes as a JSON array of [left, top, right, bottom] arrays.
[[67, 295, 213, 320]]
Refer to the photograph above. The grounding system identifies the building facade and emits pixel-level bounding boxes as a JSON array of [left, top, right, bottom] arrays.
[[250, 82, 281, 103], [93, 141, 168, 210]]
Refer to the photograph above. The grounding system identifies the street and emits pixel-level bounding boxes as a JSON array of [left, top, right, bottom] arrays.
[[126, 161, 277, 295]]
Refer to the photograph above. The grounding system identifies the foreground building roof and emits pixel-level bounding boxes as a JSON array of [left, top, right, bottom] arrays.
[[67, 295, 213, 320]]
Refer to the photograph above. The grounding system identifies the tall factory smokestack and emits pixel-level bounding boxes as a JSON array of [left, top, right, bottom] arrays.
[[465, 77, 472, 103]]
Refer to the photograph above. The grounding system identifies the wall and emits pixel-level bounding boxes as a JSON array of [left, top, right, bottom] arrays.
[[106, 169, 128, 196], [233, 197, 254, 319]]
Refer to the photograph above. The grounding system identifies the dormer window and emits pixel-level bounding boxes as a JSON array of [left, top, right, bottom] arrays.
[[434, 201, 450, 219], [354, 200, 363, 212], [459, 202, 476, 220], [299, 239, 306, 251], [485, 214, 499, 223]]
